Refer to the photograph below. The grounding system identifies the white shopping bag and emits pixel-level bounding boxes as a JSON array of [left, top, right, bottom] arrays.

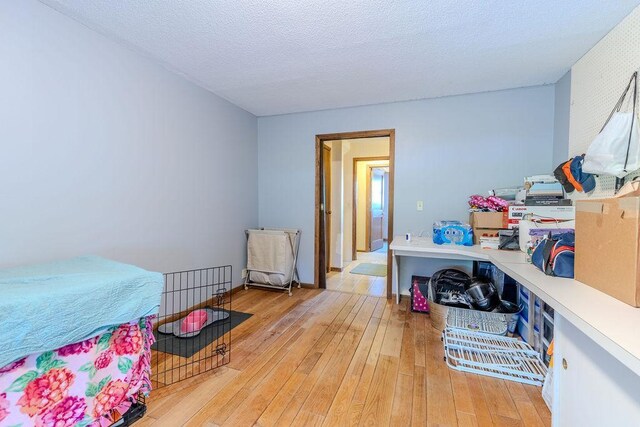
[[583, 112, 640, 178]]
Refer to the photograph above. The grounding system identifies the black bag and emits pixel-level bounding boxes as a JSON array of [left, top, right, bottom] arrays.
[[498, 229, 520, 250]]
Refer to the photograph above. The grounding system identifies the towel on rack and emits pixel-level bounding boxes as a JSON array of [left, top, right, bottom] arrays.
[[247, 230, 288, 275]]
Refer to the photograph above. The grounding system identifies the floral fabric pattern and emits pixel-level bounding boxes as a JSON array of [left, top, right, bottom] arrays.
[[110, 324, 143, 356], [0, 317, 154, 427], [0, 393, 9, 422], [17, 368, 75, 417]]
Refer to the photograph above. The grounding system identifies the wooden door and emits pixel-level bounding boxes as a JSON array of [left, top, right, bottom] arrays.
[[368, 167, 384, 252], [323, 145, 332, 272]]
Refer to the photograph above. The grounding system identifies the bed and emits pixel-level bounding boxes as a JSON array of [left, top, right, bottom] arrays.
[[0, 256, 164, 426]]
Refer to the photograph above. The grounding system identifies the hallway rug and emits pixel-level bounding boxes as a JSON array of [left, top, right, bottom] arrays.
[[350, 263, 387, 277]]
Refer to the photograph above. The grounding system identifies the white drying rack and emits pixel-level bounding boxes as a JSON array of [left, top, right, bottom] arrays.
[[442, 328, 547, 386], [244, 228, 301, 296], [446, 307, 508, 336]]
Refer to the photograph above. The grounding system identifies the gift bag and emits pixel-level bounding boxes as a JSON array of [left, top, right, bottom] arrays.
[[410, 276, 430, 313]]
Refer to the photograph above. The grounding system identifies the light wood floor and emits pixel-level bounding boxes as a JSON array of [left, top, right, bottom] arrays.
[[143, 288, 551, 427], [326, 247, 387, 296]]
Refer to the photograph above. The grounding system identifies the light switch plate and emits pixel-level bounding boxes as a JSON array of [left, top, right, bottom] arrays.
[[417, 200, 424, 211]]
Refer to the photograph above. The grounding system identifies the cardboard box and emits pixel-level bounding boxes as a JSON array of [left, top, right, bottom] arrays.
[[470, 212, 505, 228], [575, 194, 640, 307], [480, 237, 500, 250], [472, 227, 501, 245], [505, 206, 575, 229], [470, 212, 505, 244]]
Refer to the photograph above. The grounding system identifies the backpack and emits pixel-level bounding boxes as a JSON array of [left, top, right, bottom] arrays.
[[532, 232, 575, 278]]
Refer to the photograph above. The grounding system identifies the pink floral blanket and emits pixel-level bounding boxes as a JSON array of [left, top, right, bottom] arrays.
[[0, 317, 154, 427]]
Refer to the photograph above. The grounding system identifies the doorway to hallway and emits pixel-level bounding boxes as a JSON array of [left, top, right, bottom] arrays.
[[315, 130, 395, 297], [326, 242, 388, 296], [352, 161, 389, 258]]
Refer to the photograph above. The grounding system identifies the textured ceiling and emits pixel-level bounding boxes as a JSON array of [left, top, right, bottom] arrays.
[[40, 0, 640, 116]]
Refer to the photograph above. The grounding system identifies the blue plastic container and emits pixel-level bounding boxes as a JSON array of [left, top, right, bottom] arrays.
[[432, 221, 474, 246]]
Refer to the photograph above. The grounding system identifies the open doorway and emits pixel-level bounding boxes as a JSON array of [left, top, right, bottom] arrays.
[[314, 130, 395, 298], [352, 158, 389, 259], [369, 165, 390, 253]]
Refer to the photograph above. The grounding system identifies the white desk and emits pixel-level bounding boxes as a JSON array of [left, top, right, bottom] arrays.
[[391, 236, 640, 424], [498, 258, 640, 425], [390, 237, 492, 305], [389, 235, 640, 377]]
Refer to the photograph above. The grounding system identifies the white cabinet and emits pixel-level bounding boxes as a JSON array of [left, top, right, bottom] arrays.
[[553, 315, 640, 426], [390, 238, 640, 424]]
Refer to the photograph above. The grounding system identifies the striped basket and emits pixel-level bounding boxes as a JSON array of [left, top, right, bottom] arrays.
[[428, 299, 449, 331]]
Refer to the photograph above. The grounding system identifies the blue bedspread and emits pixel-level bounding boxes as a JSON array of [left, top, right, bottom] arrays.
[[0, 256, 164, 367]]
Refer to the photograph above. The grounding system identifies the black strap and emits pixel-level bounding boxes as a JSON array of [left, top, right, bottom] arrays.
[[601, 72, 637, 193], [541, 234, 557, 276], [624, 72, 638, 172], [600, 72, 638, 134]]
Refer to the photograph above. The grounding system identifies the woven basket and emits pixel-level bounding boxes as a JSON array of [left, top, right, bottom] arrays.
[[428, 299, 449, 331], [429, 300, 522, 334]]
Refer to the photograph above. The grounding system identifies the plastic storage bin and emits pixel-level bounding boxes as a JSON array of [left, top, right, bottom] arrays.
[[433, 221, 474, 246]]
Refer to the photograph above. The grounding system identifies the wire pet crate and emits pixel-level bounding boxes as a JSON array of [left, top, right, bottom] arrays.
[[109, 393, 147, 426], [151, 265, 232, 389]]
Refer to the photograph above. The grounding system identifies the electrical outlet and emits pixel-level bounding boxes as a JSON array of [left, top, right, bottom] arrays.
[[417, 200, 424, 211]]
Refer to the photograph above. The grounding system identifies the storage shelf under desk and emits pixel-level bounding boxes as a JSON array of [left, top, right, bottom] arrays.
[[389, 236, 640, 377]]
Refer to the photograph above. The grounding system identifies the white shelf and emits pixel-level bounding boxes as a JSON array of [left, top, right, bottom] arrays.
[[497, 261, 640, 378], [390, 237, 490, 260]]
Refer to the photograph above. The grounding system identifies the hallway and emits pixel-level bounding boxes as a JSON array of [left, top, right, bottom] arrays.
[[326, 243, 388, 296]]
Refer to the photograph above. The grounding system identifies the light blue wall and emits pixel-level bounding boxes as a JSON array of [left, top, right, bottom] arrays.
[[0, 0, 258, 285], [1, 0, 561, 293], [258, 86, 555, 285], [553, 71, 572, 168]]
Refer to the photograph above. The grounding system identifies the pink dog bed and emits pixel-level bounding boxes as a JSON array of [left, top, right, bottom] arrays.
[[157, 307, 230, 338]]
